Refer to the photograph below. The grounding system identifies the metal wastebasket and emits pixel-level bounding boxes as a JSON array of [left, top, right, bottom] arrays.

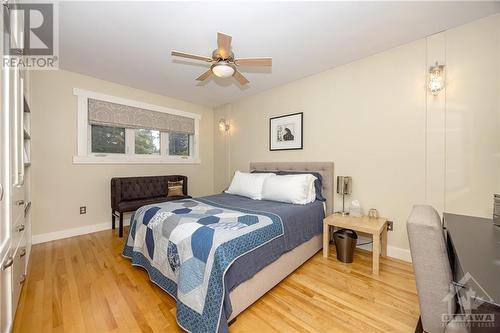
[[333, 229, 358, 263]]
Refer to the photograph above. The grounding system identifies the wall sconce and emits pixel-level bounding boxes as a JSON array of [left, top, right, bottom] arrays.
[[428, 62, 445, 95], [218, 118, 230, 132]]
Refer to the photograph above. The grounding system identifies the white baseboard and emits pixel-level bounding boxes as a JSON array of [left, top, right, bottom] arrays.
[[387, 245, 412, 262], [32, 220, 131, 244], [357, 241, 412, 262]]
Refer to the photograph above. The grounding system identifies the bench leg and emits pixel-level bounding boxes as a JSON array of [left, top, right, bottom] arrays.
[[112, 211, 116, 230], [119, 212, 124, 238]]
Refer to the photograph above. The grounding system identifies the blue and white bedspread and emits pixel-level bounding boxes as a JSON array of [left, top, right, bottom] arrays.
[[122, 197, 283, 333]]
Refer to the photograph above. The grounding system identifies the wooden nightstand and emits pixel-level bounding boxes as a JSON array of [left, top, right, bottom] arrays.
[[323, 213, 388, 275]]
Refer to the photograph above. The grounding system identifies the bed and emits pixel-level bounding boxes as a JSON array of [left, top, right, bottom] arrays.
[[122, 162, 334, 333]]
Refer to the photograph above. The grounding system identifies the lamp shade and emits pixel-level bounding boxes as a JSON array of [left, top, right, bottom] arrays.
[[428, 63, 445, 95], [337, 176, 352, 195]]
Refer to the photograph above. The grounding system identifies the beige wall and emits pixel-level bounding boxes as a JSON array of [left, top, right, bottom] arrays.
[[31, 70, 214, 237], [213, 14, 500, 252], [213, 104, 231, 193], [444, 15, 499, 217]]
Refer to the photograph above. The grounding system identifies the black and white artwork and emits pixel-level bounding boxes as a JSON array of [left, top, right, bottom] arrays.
[[269, 112, 303, 151], [277, 124, 295, 142]]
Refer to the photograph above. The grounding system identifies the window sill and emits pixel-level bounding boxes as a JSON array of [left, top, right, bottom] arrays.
[[73, 155, 201, 165]]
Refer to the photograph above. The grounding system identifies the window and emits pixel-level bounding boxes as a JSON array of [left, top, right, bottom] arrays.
[[169, 132, 190, 156], [91, 127, 190, 157], [135, 129, 160, 155], [74, 89, 201, 164], [91, 125, 125, 154]]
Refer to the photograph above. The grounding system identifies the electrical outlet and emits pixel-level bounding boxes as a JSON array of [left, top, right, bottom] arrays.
[[387, 220, 394, 231], [80, 206, 86, 214]]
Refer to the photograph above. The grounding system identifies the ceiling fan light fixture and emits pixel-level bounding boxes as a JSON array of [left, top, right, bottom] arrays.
[[211, 61, 235, 78], [171, 32, 271, 85]]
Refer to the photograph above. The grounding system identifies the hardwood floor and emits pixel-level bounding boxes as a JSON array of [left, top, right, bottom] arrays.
[[13, 228, 420, 332]]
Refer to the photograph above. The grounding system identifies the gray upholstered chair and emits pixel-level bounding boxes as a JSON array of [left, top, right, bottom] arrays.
[[407, 205, 467, 333]]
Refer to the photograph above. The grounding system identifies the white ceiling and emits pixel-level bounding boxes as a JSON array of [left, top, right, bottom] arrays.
[[59, 1, 500, 107]]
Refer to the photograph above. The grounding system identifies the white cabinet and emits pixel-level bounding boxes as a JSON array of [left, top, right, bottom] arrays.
[[11, 232, 27, 314], [0, 248, 14, 333], [0, 1, 32, 331]]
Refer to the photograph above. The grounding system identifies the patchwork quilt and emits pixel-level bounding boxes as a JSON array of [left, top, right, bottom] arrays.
[[122, 197, 284, 333]]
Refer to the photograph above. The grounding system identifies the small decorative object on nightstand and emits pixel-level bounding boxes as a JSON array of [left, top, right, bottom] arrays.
[[349, 199, 362, 217], [368, 208, 379, 219], [323, 213, 388, 275], [336, 176, 352, 216]]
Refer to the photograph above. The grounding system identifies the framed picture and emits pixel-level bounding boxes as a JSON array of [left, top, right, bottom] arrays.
[[269, 112, 303, 151]]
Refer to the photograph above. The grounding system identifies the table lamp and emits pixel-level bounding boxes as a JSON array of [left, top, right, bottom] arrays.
[[337, 176, 352, 216]]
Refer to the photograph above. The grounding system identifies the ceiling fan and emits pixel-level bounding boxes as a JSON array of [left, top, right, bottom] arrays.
[[171, 32, 272, 85]]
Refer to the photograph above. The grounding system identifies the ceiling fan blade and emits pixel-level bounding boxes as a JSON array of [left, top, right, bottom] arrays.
[[217, 32, 232, 59], [235, 58, 272, 66], [171, 51, 213, 62], [233, 70, 249, 85], [196, 70, 212, 81]]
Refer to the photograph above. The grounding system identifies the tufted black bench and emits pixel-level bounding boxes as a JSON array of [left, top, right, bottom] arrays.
[[111, 175, 191, 237]]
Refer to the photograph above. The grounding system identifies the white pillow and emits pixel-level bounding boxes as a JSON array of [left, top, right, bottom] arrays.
[[261, 174, 317, 205], [225, 171, 275, 200], [307, 178, 317, 203]]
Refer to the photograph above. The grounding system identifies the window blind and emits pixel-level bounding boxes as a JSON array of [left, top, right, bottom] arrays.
[[87, 98, 195, 134]]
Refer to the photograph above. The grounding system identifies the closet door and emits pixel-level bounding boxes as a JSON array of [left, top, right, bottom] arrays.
[[1, 1, 22, 330], [11, 68, 24, 252], [0, 46, 14, 333], [0, 38, 12, 333]]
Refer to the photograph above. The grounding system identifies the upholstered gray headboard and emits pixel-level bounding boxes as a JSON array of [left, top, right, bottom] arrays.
[[249, 162, 334, 215]]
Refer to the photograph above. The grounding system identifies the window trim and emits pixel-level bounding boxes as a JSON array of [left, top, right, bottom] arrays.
[[73, 88, 201, 164]]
